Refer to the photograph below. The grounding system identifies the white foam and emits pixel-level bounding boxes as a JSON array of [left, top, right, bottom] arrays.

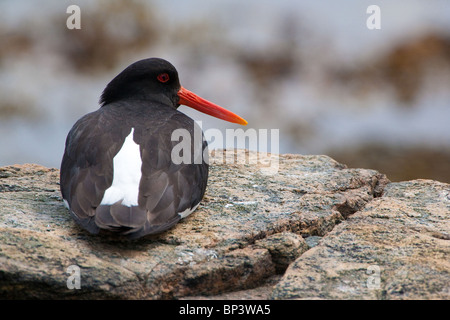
[[100, 128, 142, 207]]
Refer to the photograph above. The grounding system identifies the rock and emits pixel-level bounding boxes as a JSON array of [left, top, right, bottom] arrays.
[[304, 236, 322, 248], [0, 151, 389, 299], [254, 232, 309, 273], [2, 152, 449, 300], [272, 179, 450, 300]]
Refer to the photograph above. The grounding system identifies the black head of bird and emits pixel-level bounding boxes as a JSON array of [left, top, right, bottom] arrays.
[[60, 58, 247, 239]]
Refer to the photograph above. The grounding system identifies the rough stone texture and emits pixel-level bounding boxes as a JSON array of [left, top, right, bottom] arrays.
[[254, 232, 309, 274], [0, 150, 448, 299], [272, 179, 450, 299]]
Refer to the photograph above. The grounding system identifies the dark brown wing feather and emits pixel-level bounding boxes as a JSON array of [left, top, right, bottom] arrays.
[[128, 112, 208, 238], [60, 108, 128, 233]]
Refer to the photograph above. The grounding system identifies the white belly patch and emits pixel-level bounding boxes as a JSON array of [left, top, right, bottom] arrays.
[[100, 128, 142, 207]]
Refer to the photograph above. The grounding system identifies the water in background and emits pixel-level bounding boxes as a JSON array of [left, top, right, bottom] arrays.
[[1, 0, 450, 182]]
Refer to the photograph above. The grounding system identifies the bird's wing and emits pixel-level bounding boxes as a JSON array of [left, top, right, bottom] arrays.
[[129, 113, 209, 238], [60, 109, 128, 234]]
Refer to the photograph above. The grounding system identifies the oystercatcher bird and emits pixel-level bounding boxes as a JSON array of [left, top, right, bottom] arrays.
[[60, 58, 247, 239]]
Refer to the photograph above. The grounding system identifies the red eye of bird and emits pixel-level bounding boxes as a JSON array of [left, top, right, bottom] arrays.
[[157, 73, 170, 83]]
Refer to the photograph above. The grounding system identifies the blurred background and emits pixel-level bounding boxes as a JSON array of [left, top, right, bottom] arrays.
[[1, 0, 449, 182]]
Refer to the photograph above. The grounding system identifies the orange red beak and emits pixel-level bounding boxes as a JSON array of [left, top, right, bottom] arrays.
[[178, 86, 247, 126]]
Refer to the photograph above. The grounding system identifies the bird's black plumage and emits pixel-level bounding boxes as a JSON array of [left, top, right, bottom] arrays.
[[60, 58, 208, 239]]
